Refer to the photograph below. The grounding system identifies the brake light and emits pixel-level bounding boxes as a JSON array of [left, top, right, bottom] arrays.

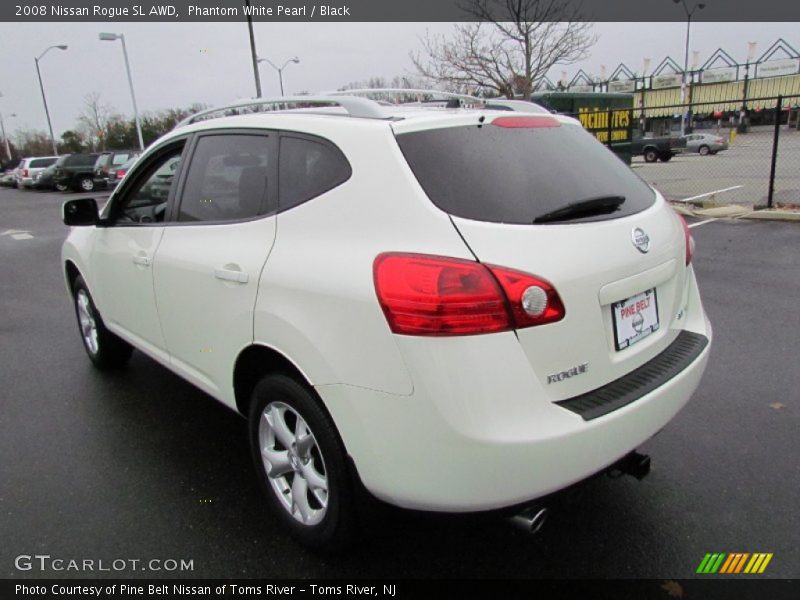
[[373, 253, 565, 336], [117, 169, 127, 179], [678, 215, 695, 266], [491, 116, 560, 128], [22, 169, 29, 177]]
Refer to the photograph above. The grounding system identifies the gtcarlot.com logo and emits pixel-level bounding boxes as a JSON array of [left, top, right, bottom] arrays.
[[14, 554, 194, 572], [696, 552, 773, 574]]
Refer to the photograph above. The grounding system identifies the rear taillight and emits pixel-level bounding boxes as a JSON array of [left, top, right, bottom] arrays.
[[373, 253, 565, 336], [117, 169, 127, 179], [678, 215, 695, 266], [22, 169, 29, 177]]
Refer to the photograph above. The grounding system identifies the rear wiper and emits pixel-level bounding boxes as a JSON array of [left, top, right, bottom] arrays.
[[533, 195, 626, 224]]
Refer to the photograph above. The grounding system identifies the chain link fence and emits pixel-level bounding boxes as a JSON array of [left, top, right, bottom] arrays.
[[560, 94, 800, 208]]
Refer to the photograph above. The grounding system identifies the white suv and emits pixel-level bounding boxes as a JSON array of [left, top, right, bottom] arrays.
[[61, 95, 711, 549]]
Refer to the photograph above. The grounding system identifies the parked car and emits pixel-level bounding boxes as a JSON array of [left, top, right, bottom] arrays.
[[0, 160, 20, 186], [106, 156, 138, 187], [632, 135, 687, 162], [683, 132, 729, 155], [94, 150, 139, 189], [15, 156, 60, 188], [53, 153, 102, 192], [61, 95, 711, 550], [30, 162, 59, 190]]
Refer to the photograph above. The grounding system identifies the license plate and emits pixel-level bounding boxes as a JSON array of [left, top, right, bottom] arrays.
[[612, 288, 659, 350]]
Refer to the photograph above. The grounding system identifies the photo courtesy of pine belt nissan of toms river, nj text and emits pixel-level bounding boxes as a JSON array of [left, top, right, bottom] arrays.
[[60, 94, 711, 550]]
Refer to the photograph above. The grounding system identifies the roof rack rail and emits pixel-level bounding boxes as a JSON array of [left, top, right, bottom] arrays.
[[174, 95, 389, 129], [324, 88, 552, 113], [325, 88, 486, 105]]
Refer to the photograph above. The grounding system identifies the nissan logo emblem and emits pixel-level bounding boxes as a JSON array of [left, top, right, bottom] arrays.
[[632, 228, 650, 253]]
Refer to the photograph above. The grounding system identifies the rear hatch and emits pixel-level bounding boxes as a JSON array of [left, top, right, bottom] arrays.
[[393, 113, 689, 401]]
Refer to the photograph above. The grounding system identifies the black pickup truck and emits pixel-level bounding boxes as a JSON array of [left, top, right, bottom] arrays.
[[631, 136, 687, 163]]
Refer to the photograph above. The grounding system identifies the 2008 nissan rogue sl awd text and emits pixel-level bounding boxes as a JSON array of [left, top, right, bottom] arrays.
[[61, 95, 711, 549]]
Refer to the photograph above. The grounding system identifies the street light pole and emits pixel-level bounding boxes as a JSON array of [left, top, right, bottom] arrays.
[[34, 45, 68, 156], [99, 33, 144, 151], [0, 111, 15, 162], [244, 0, 262, 98], [673, 0, 705, 136], [257, 57, 300, 96]]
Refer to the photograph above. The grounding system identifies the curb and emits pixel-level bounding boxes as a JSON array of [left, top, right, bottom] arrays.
[[669, 202, 800, 222]]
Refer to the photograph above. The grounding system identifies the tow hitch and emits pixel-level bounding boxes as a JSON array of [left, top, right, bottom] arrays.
[[607, 450, 651, 481]]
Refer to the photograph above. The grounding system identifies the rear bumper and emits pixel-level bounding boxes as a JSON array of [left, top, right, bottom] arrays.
[[319, 330, 709, 512], [319, 262, 712, 512]]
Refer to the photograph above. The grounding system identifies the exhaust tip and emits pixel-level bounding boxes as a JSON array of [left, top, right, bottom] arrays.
[[509, 506, 548, 535]]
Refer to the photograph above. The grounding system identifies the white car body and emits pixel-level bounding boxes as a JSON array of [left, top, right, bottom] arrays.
[[16, 155, 60, 188], [62, 100, 711, 523]]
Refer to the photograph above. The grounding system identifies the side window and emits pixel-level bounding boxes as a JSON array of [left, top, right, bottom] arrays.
[[112, 147, 184, 225], [178, 134, 274, 223], [278, 135, 351, 211]]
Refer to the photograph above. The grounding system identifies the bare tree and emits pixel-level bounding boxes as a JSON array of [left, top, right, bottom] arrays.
[[412, 0, 596, 100], [77, 92, 115, 151]]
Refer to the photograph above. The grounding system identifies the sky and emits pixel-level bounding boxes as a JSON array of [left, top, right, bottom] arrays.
[[0, 21, 795, 140]]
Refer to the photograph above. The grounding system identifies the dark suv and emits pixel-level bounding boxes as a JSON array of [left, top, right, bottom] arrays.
[[53, 153, 103, 192], [94, 150, 139, 189]]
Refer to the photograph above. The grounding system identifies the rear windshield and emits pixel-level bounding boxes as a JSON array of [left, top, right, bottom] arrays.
[[396, 120, 656, 224], [65, 154, 98, 167], [30, 158, 57, 169]]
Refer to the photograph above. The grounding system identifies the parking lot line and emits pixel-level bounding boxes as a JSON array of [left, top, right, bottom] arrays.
[[676, 186, 743, 204], [689, 219, 720, 229]]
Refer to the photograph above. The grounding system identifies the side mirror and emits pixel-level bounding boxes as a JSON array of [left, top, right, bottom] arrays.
[[63, 198, 100, 226]]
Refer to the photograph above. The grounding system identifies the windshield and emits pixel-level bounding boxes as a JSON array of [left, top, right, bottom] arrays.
[[396, 120, 655, 224]]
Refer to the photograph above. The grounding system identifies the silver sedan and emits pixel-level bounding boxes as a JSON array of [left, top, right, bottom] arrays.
[[683, 132, 729, 155]]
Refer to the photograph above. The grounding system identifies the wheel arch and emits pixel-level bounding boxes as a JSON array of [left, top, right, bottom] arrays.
[[64, 259, 81, 296], [233, 343, 315, 418]]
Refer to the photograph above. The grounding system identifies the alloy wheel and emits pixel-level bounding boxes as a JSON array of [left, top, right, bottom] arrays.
[[76, 290, 99, 355], [258, 401, 329, 526]]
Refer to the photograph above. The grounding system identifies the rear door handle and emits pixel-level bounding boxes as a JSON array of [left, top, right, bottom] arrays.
[[214, 267, 249, 284], [132, 253, 151, 267]]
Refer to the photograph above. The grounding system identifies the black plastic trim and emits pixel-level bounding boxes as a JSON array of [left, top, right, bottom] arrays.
[[555, 330, 709, 421]]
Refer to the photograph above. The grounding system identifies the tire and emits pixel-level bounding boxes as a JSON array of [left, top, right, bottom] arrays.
[[55, 181, 69, 192], [249, 374, 356, 551], [643, 148, 658, 163], [77, 176, 95, 192], [698, 145, 710, 156], [659, 153, 673, 162], [71, 275, 133, 370]]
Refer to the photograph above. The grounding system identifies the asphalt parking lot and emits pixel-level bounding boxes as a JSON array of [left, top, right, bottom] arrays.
[[1, 186, 798, 579], [632, 127, 800, 206]]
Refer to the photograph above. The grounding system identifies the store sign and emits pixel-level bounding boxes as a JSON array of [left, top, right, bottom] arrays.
[[652, 73, 683, 89], [608, 79, 636, 93], [701, 67, 737, 84], [756, 58, 800, 78], [570, 84, 594, 92], [577, 107, 633, 144]]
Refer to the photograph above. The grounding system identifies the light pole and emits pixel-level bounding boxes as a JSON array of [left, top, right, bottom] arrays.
[[244, 0, 262, 97], [35, 45, 68, 156], [740, 41, 758, 133], [672, 0, 705, 136], [640, 58, 651, 134], [0, 109, 16, 162], [257, 57, 300, 96], [99, 33, 145, 151]]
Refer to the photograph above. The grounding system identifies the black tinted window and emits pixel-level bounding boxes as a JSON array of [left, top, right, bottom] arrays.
[[65, 154, 98, 167], [114, 148, 183, 225], [179, 134, 273, 222], [396, 121, 655, 224], [279, 136, 351, 211]]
